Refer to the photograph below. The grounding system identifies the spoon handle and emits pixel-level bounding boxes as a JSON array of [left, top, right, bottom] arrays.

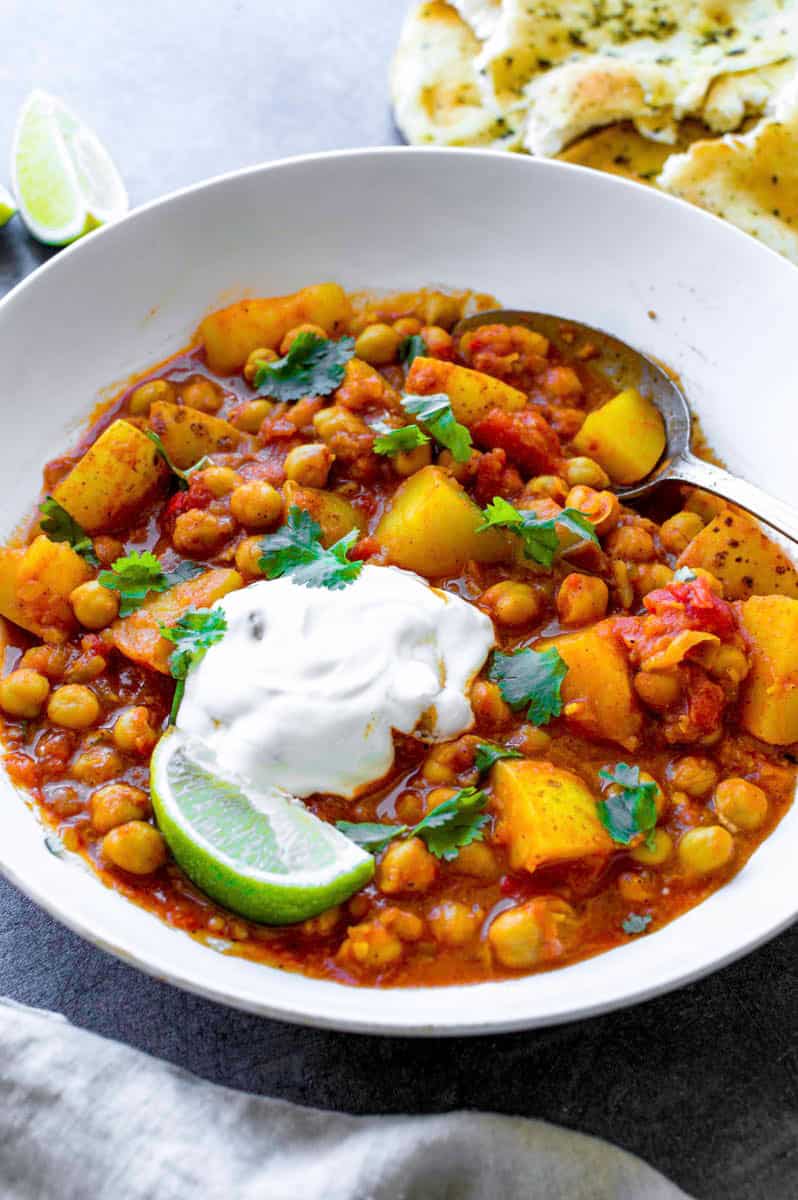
[[669, 453, 798, 545]]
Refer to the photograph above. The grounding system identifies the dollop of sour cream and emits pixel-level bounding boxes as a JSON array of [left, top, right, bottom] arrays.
[[177, 565, 495, 799]]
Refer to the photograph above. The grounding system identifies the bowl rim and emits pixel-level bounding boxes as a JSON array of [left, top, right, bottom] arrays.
[[0, 145, 795, 1035]]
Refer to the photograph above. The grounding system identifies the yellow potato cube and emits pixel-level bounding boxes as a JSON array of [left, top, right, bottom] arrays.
[[738, 595, 798, 745], [53, 420, 168, 534], [494, 759, 612, 873], [543, 620, 642, 749], [405, 357, 526, 427], [3, 536, 92, 642], [149, 402, 241, 470], [106, 568, 243, 673], [572, 388, 665, 484], [199, 283, 352, 375], [375, 466, 509, 576], [677, 508, 798, 600], [282, 481, 365, 548]]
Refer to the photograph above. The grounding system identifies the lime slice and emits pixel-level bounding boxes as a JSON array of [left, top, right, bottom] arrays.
[[0, 184, 16, 227], [151, 730, 374, 925], [11, 90, 128, 246]]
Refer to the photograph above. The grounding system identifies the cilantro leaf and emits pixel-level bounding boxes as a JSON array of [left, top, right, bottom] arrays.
[[478, 497, 598, 568], [488, 647, 568, 726], [622, 912, 652, 935], [99, 550, 205, 617], [336, 787, 489, 863], [258, 506, 363, 591], [597, 763, 659, 846], [39, 496, 99, 566], [474, 741, 523, 774], [253, 333, 355, 402], [373, 425, 430, 457], [399, 334, 428, 369], [401, 393, 472, 463], [159, 605, 228, 722], [673, 566, 697, 582], [146, 431, 209, 490]]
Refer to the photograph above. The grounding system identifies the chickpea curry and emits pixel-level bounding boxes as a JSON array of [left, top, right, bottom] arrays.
[[1, 282, 796, 988]]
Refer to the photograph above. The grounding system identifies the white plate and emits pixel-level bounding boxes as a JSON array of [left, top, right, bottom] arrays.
[[0, 148, 796, 1035]]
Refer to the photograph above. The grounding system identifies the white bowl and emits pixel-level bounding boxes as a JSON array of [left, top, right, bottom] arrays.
[[0, 148, 795, 1035]]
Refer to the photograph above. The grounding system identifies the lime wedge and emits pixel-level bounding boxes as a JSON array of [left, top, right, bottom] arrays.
[[0, 184, 16, 227], [11, 90, 128, 246], [151, 730, 374, 925]]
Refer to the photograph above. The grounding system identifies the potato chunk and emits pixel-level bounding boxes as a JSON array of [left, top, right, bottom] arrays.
[[199, 283, 352, 374], [149, 402, 241, 470], [572, 388, 665, 484], [738, 595, 798, 744], [375, 466, 509, 576], [494, 759, 612, 873], [53, 420, 168, 534], [283, 481, 365, 548], [106, 568, 242, 673], [677, 508, 798, 600], [405, 357, 526, 427], [0, 536, 92, 642], [543, 620, 642, 749]]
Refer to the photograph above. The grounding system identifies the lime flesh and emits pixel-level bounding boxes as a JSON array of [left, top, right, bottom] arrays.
[[151, 730, 374, 925]]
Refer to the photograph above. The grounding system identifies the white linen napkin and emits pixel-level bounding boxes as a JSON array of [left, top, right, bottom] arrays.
[[0, 998, 690, 1199]]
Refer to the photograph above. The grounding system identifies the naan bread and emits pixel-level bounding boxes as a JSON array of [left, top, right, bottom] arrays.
[[659, 73, 798, 262]]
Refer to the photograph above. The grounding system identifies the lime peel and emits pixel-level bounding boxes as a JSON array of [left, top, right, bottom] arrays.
[[0, 184, 16, 228]]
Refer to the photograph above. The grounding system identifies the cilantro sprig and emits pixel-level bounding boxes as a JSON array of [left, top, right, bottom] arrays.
[[159, 606, 228, 722], [489, 646, 569, 726], [253, 332, 355, 402], [478, 496, 598, 569], [373, 424, 430, 457], [146, 431, 209, 491], [622, 912, 652, 935], [672, 566, 697, 582], [597, 763, 659, 847], [399, 334, 428, 369], [401, 393, 472, 463], [99, 550, 205, 617], [337, 786, 489, 862], [474, 741, 523, 774], [258, 506, 363, 590], [39, 497, 98, 566]]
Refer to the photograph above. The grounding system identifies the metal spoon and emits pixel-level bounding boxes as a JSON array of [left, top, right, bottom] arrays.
[[454, 310, 798, 545]]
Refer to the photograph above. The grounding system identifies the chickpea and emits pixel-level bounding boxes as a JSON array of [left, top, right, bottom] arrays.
[[113, 706, 159, 755], [450, 842, 500, 880], [392, 442, 433, 477], [313, 405, 369, 442], [243, 346, 278, 385], [377, 837, 437, 895], [300, 906, 341, 937], [128, 378, 175, 416], [470, 680, 512, 729], [283, 443, 334, 488], [422, 737, 478, 785], [632, 563, 674, 598], [194, 466, 241, 498], [47, 684, 100, 730], [669, 756, 718, 798], [660, 510, 704, 555], [564, 456, 610, 489], [235, 536, 265, 578], [70, 746, 123, 785], [479, 581, 540, 628], [425, 786, 459, 812], [634, 669, 682, 710], [524, 475, 568, 504], [715, 778, 768, 832], [341, 920, 403, 968], [606, 524, 656, 562], [393, 317, 422, 337], [102, 820, 167, 874], [488, 904, 543, 969], [422, 294, 461, 330], [427, 901, 483, 947], [381, 907, 424, 942], [279, 323, 328, 355], [565, 486, 620, 536], [181, 377, 222, 414], [229, 481, 283, 531], [545, 366, 583, 397], [65, 652, 107, 684], [0, 669, 50, 718], [230, 399, 273, 433], [394, 790, 425, 825], [556, 573, 609, 625], [70, 580, 119, 630], [354, 323, 402, 366], [419, 325, 454, 358], [678, 825, 734, 875], [699, 642, 749, 686], [631, 829, 673, 866], [90, 782, 151, 833], [172, 509, 233, 556], [516, 724, 551, 755]]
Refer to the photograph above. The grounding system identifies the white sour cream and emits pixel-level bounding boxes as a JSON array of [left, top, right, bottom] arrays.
[[177, 565, 495, 799]]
